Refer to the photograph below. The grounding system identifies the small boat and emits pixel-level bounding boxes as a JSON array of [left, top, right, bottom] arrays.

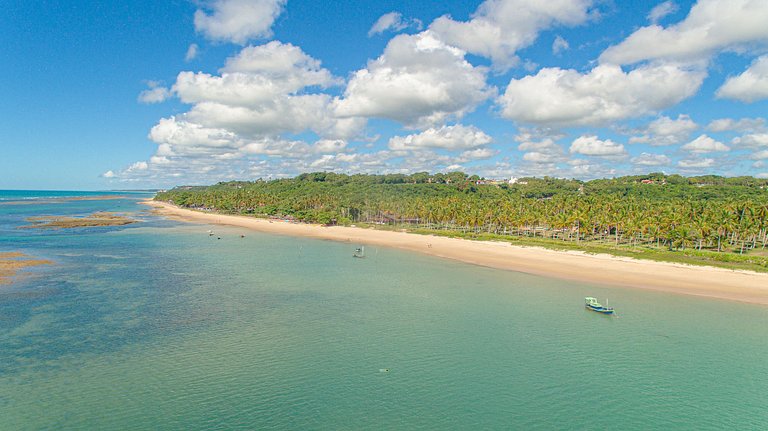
[[585, 297, 614, 314], [353, 246, 365, 258]]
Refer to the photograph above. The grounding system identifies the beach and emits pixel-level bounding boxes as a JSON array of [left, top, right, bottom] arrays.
[[144, 200, 768, 305]]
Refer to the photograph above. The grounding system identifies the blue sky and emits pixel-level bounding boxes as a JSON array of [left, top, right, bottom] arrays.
[[2, 0, 768, 190]]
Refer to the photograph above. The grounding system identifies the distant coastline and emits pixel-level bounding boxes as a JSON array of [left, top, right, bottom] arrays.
[[144, 199, 768, 306]]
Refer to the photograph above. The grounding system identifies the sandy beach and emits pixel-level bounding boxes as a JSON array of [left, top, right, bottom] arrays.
[[144, 200, 768, 305]]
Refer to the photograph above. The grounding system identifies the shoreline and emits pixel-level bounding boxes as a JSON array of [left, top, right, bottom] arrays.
[[143, 200, 768, 306]]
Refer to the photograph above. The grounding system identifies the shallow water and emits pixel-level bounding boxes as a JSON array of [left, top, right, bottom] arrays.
[[1, 193, 767, 430]]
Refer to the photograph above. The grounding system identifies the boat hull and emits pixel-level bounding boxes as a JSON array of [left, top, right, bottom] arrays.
[[585, 304, 614, 314]]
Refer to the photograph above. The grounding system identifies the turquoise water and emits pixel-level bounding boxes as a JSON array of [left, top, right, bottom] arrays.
[[1, 193, 767, 429]]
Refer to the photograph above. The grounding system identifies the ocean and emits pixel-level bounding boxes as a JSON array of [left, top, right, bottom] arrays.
[[1, 192, 767, 430]]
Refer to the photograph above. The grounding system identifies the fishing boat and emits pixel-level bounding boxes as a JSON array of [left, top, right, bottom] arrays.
[[585, 297, 614, 314], [353, 246, 365, 258]]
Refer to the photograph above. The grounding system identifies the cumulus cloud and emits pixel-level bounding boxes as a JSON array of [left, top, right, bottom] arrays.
[[429, 0, 595, 71], [334, 32, 493, 128], [388, 124, 492, 151], [631, 152, 672, 166], [566, 158, 618, 178], [126, 161, 148, 172], [173, 42, 338, 108], [138, 81, 171, 104], [629, 114, 697, 146], [707, 117, 766, 132], [681, 134, 730, 153], [732, 133, 768, 147], [678, 158, 715, 168], [523, 149, 566, 164], [647, 1, 678, 24], [184, 96, 359, 139], [165, 42, 361, 140], [552, 35, 569, 55], [185, 43, 199, 62], [194, 0, 286, 44], [458, 147, 496, 161], [149, 117, 240, 154], [750, 150, 768, 160], [569, 135, 627, 157], [499, 63, 705, 127], [601, 0, 768, 65], [716, 55, 768, 103], [102, 170, 115, 178], [115, 38, 439, 185], [368, 12, 422, 37], [221, 41, 338, 86], [313, 139, 348, 153]]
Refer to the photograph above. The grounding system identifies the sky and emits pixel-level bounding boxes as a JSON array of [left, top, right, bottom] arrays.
[[2, 0, 768, 190]]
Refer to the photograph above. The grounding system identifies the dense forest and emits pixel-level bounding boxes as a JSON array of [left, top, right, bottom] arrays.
[[155, 172, 768, 268]]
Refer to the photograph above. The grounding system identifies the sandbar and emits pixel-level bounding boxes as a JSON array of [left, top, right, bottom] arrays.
[[20, 212, 136, 229], [0, 252, 52, 285], [144, 200, 768, 305]]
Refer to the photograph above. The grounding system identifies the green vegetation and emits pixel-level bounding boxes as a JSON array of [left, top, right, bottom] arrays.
[[155, 172, 768, 272]]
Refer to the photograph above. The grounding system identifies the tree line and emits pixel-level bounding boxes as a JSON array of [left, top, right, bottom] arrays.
[[155, 172, 768, 256]]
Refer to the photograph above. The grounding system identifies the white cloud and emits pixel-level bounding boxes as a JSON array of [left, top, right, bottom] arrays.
[[458, 148, 496, 161], [707, 117, 766, 132], [334, 32, 493, 128], [126, 161, 148, 172], [569, 135, 627, 157], [631, 152, 672, 166], [194, 0, 286, 44], [149, 117, 240, 153], [517, 138, 559, 152], [678, 158, 715, 168], [499, 63, 705, 127], [681, 134, 730, 153], [185, 43, 199, 62], [523, 150, 566, 164], [313, 139, 347, 153], [429, 0, 595, 71], [629, 114, 698, 146], [388, 124, 492, 151], [185, 96, 361, 139], [116, 42, 374, 185], [166, 42, 361, 140], [552, 35, 569, 55], [219, 41, 339, 89], [757, 172, 768, 179], [732, 133, 768, 147], [648, 1, 678, 24], [716, 55, 768, 103], [138, 81, 171, 104], [102, 170, 115, 178], [601, 0, 768, 65], [368, 12, 422, 37], [241, 138, 312, 157], [566, 158, 618, 178], [750, 150, 768, 159]]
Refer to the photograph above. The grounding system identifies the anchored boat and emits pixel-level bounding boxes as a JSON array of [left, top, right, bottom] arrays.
[[585, 297, 614, 314]]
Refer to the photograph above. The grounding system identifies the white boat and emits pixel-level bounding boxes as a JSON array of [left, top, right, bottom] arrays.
[[353, 246, 365, 258]]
